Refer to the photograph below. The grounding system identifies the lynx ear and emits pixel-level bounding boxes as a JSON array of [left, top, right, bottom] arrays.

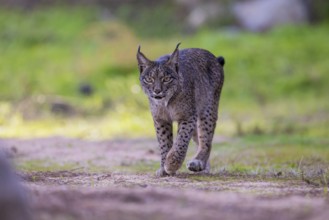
[[167, 43, 181, 73], [137, 45, 152, 73]]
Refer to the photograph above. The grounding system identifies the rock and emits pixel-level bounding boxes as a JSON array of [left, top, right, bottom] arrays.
[[51, 100, 73, 115], [187, 2, 222, 29], [233, 0, 308, 32], [176, 0, 225, 31], [0, 151, 31, 220], [79, 83, 94, 96]]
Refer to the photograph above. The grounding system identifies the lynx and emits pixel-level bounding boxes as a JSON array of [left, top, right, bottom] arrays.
[[137, 43, 224, 177]]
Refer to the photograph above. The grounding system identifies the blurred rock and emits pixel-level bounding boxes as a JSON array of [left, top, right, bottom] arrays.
[[79, 83, 94, 96], [187, 2, 222, 29], [0, 151, 31, 220], [51, 100, 73, 115], [176, 0, 225, 31], [233, 0, 308, 32]]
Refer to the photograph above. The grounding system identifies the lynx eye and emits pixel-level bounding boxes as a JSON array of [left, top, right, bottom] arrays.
[[162, 76, 172, 83], [143, 76, 154, 84]]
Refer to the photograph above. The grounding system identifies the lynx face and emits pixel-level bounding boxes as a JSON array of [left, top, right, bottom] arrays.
[[137, 44, 180, 104], [140, 64, 179, 102]]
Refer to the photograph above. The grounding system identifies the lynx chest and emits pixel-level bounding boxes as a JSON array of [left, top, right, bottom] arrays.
[[150, 99, 194, 122]]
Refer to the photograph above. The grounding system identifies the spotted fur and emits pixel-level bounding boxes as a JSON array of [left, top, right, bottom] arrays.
[[137, 43, 224, 176]]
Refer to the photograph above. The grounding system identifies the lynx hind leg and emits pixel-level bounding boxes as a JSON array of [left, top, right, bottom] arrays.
[[187, 159, 210, 173], [188, 121, 210, 173], [192, 128, 199, 146], [187, 109, 217, 173]]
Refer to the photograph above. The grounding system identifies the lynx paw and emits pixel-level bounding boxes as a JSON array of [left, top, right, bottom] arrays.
[[164, 150, 182, 175], [187, 159, 205, 172], [156, 168, 169, 177], [163, 165, 177, 176]]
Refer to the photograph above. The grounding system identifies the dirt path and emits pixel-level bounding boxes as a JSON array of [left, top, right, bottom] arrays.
[[1, 137, 328, 220]]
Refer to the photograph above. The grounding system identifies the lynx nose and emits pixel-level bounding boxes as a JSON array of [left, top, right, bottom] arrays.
[[153, 89, 163, 99], [154, 88, 161, 95]]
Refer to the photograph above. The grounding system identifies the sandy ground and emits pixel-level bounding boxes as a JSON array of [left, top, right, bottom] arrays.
[[1, 137, 328, 220]]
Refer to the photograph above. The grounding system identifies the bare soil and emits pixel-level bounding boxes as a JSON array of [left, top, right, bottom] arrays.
[[1, 137, 328, 220]]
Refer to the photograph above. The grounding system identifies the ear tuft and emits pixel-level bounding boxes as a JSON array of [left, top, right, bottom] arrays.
[[167, 43, 181, 72], [137, 45, 152, 73], [175, 42, 181, 51], [137, 45, 141, 54]]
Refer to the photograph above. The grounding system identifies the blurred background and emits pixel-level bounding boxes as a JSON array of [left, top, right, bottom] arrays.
[[0, 0, 328, 139]]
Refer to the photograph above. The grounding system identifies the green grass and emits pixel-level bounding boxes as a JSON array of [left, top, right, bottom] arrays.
[[197, 136, 329, 187], [0, 7, 328, 138], [17, 159, 79, 172]]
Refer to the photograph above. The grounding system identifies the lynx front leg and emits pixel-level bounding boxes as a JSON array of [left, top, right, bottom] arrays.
[[187, 110, 217, 172], [154, 120, 173, 177], [164, 116, 197, 175]]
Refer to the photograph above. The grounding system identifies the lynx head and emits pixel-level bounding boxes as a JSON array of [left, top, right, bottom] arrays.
[[137, 43, 181, 104]]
